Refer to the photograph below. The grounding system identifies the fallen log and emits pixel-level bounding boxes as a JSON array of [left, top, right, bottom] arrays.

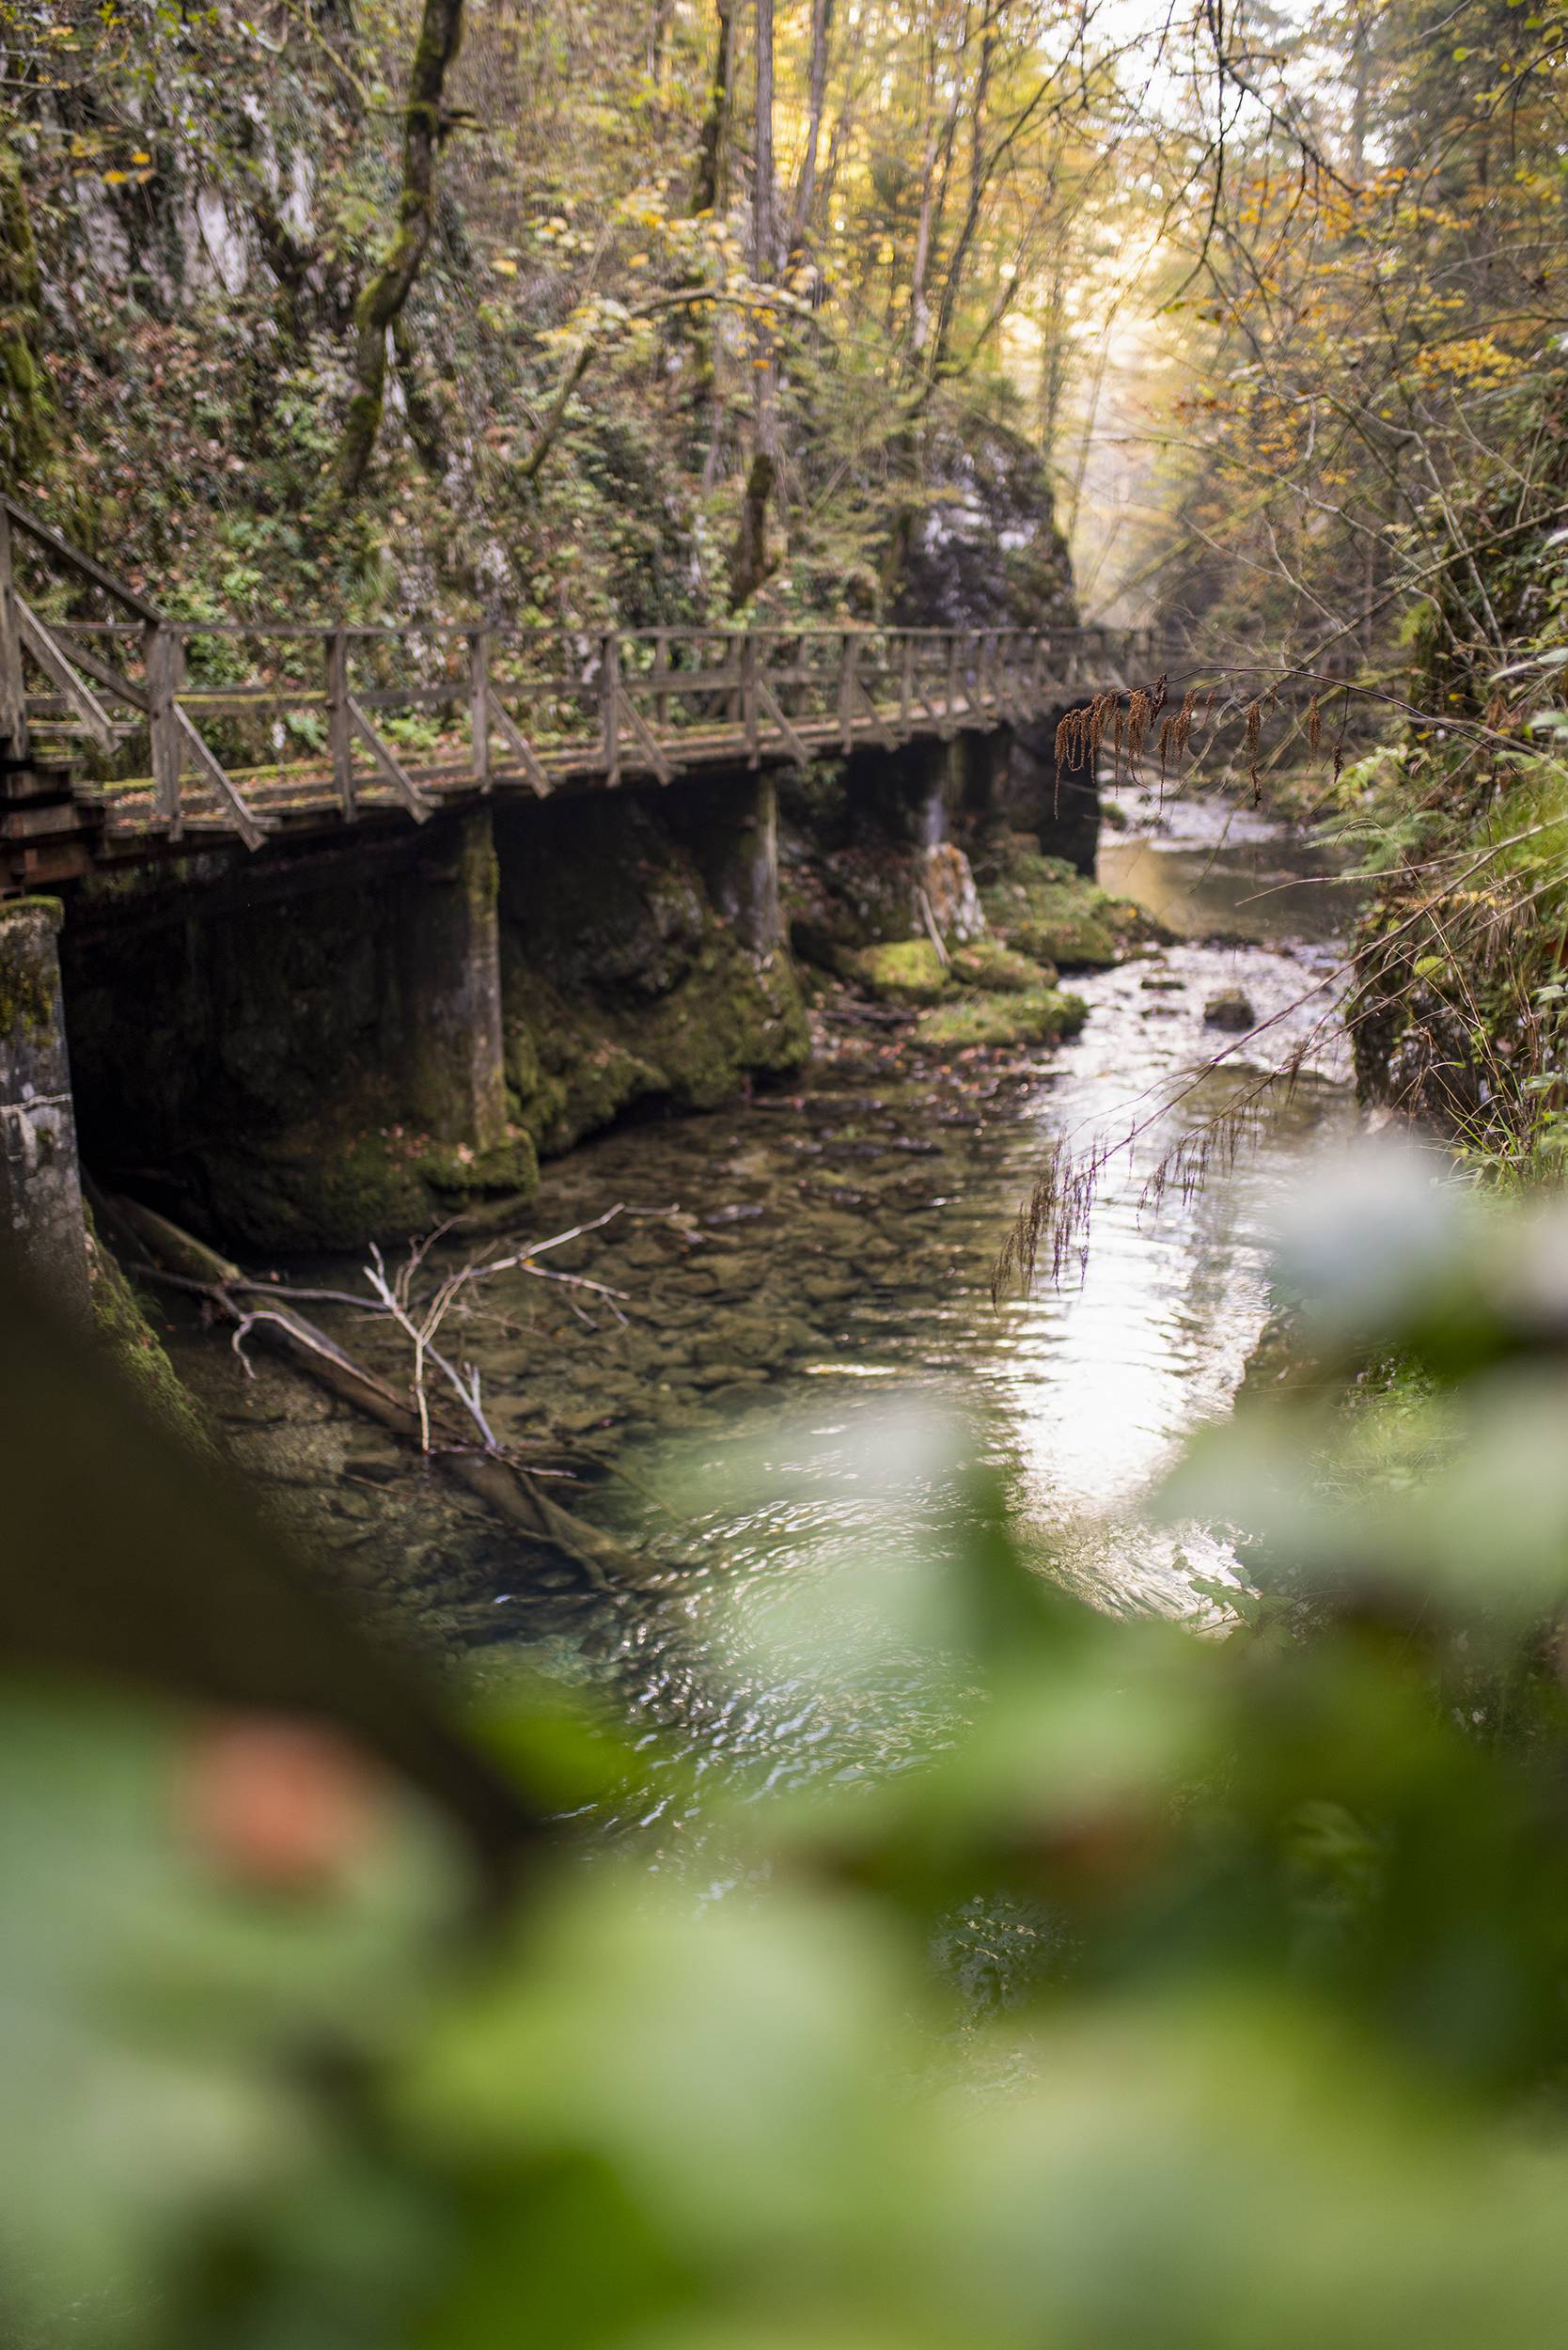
[[100, 1191, 666, 1595]]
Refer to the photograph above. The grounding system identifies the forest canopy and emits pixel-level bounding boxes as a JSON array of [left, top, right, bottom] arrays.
[[3, 0, 1556, 660]]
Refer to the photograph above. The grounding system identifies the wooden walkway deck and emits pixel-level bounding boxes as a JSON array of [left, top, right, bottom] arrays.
[[0, 494, 1163, 882]]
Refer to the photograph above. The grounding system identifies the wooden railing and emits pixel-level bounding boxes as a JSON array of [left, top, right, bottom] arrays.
[[0, 495, 1165, 854]]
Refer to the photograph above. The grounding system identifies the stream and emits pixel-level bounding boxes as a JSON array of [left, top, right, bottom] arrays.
[[170, 779, 1357, 1820]]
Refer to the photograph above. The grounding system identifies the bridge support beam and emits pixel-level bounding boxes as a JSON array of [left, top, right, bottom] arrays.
[[1007, 708, 1100, 875], [404, 807, 510, 1154], [681, 771, 784, 956], [0, 896, 89, 1317]]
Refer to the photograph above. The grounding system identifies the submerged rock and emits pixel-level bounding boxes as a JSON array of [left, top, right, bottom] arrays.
[[1203, 988, 1257, 1031]]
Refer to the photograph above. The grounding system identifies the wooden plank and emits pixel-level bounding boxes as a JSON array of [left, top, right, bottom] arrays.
[[851, 674, 895, 749], [602, 634, 620, 785], [838, 633, 857, 752], [346, 696, 432, 822], [15, 597, 118, 751], [485, 684, 553, 794], [0, 798, 86, 840], [916, 681, 947, 736], [327, 629, 355, 816], [742, 635, 760, 767], [1, 494, 165, 624], [756, 676, 809, 767], [468, 629, 490, 790], [39, 626, 148, 713], [616, 685, 675, 784], [146, 626, 183, 828], [172, 706, 271, 851], [14, 840, 92, 885]]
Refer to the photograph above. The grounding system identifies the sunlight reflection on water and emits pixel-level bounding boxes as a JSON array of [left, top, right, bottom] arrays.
[[565, 783, 1361, 1807]]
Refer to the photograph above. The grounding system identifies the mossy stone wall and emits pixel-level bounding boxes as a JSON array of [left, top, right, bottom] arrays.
[[60, 815, 532, 1248], [57, 780, 809, 1246], [494, 781, 808, 1159], [0, 896, 90, 1314]]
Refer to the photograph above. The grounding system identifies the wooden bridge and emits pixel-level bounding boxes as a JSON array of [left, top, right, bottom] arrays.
[[0, 494, 1162, 888]]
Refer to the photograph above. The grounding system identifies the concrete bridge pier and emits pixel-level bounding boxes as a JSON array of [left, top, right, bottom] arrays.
[[404, 807, 510, 1155], [0, 897, 89, 1316], [682, 771, 784, 955], [56, 803, 529, 1250]]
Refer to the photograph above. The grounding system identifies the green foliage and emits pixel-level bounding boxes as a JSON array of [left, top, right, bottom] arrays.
[[0, 0, 1083, 632], [13, 1157, 1568, 2343]]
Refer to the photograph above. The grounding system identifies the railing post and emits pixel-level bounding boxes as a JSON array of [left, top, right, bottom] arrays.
[[467, 627, 491, 791], [0, 504, 28, 762], [742, 633, 760, 767], [327, 626, 354, 817], [655, 626, 670, 733], [944, 633, 958, 728], [146, 623, 183, 828], [900, 634, 914, 735], [838, 631, 858, 752], [726, 631, 743, 728], [602, 631, 620, 784]]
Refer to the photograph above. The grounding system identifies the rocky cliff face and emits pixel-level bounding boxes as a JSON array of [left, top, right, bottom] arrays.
[[891, 418, 1076, 634]]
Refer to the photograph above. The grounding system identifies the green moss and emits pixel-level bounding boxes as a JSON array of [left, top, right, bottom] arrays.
[[979, 848, 1139, 971], [498, 797, 808, 1157], [202, 1121, 538, 1249], [948, 937, 1056, 993], [84, 1209, 212, 1452], [0, 901, 60, 1038], [916, 987, 1088, 1054], [508, 941, 808, 1156], [850, 938, 952, 1005]]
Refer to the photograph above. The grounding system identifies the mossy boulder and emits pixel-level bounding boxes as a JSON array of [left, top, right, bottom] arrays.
[[916, 988, 1088, 1054], [949, 937, 1056, 993], [980, 847, 1139, 970], [849, 938, 952, 1006]]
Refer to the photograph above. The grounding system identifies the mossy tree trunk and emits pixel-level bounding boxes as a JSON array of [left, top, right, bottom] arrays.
[[729, 0, 778, 610], [686, 0, 736, 469], [690, 0, 736, 216], [0, 137, 49, 489], [338, 0, 465, 495]]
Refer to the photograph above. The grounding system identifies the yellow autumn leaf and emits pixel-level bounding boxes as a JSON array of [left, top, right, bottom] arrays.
[[102, 169, 131, 185], [493, 257, 518, 274], [133, 149, 151, 164]]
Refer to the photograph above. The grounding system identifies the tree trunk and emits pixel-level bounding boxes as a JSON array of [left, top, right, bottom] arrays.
[[691, 0, 736, 214], [729, 0, 779, 609], [927, 24, 996, 384], [338, 0, 465, 495], [785, 0, 835, 263], [647, 0, 675, 84]]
